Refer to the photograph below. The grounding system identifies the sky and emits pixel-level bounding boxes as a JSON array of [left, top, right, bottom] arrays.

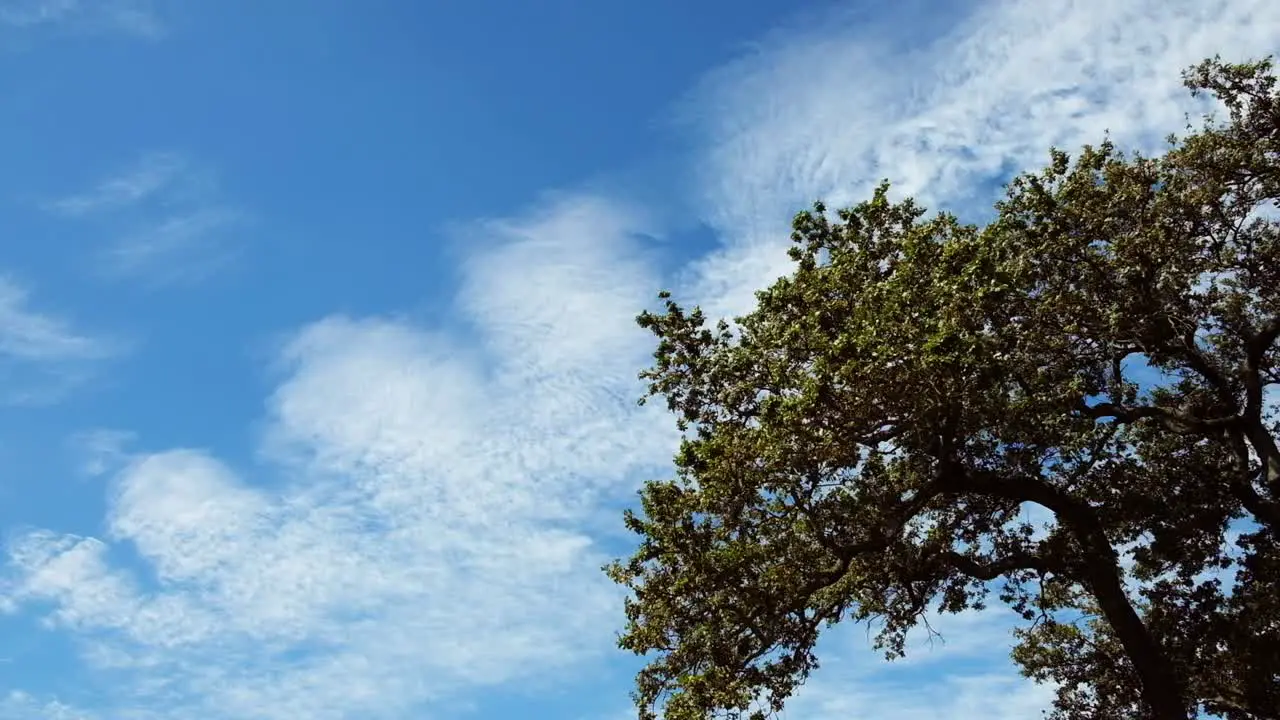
[[0, 0, 1276, 718]]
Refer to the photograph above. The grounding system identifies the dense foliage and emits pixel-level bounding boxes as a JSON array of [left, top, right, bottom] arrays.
[[608, 57, 1280, 720]]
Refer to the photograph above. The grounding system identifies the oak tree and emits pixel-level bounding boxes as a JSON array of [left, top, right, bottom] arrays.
[[608, 57, 1280, 720]]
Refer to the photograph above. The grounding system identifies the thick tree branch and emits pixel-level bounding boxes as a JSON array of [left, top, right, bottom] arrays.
[[1076, 399, 1238, 434], [951, 466, 1191, 720], [1179, 327, 1238, 408], [1224, 429, 1280, 532], [941, 549, 1059, 581], [1242, 315, 1280, 496], [1243, 315, 1280, 420]]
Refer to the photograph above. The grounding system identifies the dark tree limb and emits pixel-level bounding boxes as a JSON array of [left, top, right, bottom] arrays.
[[1077, 399, 1238, 435], [1242, 316, 1280, 496], [951, 467, 1192, 720]]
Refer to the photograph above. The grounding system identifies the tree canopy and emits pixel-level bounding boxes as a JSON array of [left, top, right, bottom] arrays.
[[608, 57, 1280, 720]]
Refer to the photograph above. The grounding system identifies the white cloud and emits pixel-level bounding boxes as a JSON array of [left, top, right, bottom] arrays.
[[0, 277, 118, 403], [782, 668, 1054, 720], [46, 153, 243, 286], [47, 153, 184, 218], [0, 0, 163, 38], [67, 429, 137, 477], [2, 195, 676, 719], [681, 0, 1280, 320], [0, 691, 98, 720], [103, 207, 243, 285], [0, 278, 109, 362]]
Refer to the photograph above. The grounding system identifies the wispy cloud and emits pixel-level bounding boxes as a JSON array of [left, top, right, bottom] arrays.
[[103, 207, 243, 285], [0, 0, 163, 38], [67, 428, 136, 477], [681, 0, 1280, 320], [47, 152, 244, 287], [784, 668, 1055, 720], [0, 690, 97, 720], [0, 276, 119, 404], [777, 604, 1059, 719], [46, 153, 184, 217], [0, 278, 108, 362], [2, 195, 675, 718]]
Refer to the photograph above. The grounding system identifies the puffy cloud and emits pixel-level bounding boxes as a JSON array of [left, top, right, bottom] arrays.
[[3, 196, 675, 719]]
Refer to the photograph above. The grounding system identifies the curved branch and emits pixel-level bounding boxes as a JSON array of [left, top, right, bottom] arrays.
[[1242, 315, 1280, 496], [1179, 327, 1238, 407], [1243, 315, 1280, 421], [952, 467, 1191, 720], [941, 549, 1060, 581], [1076, 399, 1238, 434]]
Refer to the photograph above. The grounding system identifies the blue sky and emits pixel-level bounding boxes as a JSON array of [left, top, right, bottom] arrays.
[[0, 1, 1276, 719]]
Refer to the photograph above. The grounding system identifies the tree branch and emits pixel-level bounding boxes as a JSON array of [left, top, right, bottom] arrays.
[[1076, 399, 1237, 434], [1243, 315, 1280, 421], [1179, 327, 1238, 408], [1242, 315, 1280, 496], [941, 549, 1059, 581], [950, 466, 1191, 720]]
